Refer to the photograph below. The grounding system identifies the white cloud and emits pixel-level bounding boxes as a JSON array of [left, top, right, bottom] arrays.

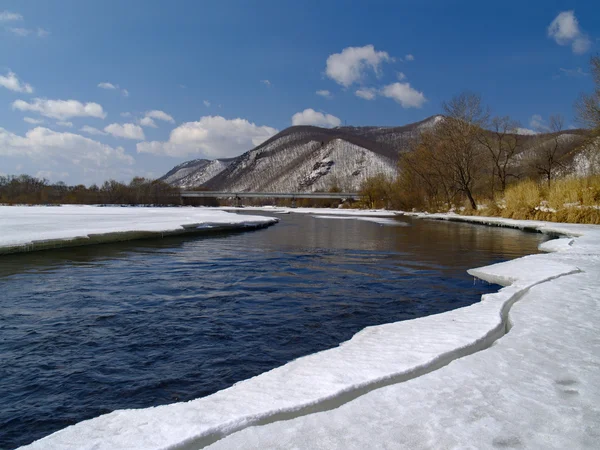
[[104, 123, 145, 140], [98, 82, 128, 97], [137, 116, 278, 158], [0, 127, 133, 168], [139, 117, 157, 128], [316, 90, 333, 99], [380, 82, 426, 108], [261, 79, 271, 86], [24, 117, 44, 125], [559, 67, 588, 77], [529, 114, 549, 131], [80, 125, 106, 136], [12, 98, 106, 120], [56, 121, 73, 128], [0, 11, 23, 21], [36, 170, 69, 182], [405, 54, 415, 61], [355, 88, 377, 100], [204, 100, 211, 107], [120, 112, 132, 118], [514, 127, 538, 136], [548, 11, 591, 54], [98, 82, 117, 90], [291, 108, 341, 127], [8, 27, 30, 36], [325, 45, 392, 87], [397, 72, 406, 81], [0, 71, 33, 93], [37, 28, 50, 37], [145, 110, 174, 123]]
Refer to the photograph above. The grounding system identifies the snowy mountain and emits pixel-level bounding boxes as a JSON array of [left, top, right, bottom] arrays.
[[159, 116, 592, 192], [161, 116, 443, 192], [158, 158, 235, 188]]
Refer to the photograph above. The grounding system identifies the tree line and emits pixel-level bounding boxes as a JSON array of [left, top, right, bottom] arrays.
[[0, 175, 180, 205]]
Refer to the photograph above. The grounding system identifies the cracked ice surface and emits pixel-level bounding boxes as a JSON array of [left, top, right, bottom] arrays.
[[0, 205, 277, 253], [21, 215, 600, 449]]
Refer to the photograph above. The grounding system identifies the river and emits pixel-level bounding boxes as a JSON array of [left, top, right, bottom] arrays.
[[0, 211, 547, 449]]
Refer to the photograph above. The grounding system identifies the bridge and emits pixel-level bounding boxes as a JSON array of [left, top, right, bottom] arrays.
[[180, 191, 361, 206]]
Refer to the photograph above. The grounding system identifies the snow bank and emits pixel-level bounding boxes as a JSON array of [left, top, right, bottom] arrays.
[[206, 217, 600, 449], [21, 214, 600, 450], [0, 206, 277, 254]]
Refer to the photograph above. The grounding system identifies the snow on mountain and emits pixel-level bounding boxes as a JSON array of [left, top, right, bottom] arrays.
[[159, 158, 234, 188], [161, 116, 443, 191]]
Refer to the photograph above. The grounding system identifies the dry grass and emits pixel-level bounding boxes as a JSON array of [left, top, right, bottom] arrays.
[[460, 176, 600, 224]]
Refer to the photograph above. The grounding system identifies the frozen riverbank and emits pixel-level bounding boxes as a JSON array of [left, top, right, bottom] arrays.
[[0, 206, 278, 255], [21, 214, 600, 449]]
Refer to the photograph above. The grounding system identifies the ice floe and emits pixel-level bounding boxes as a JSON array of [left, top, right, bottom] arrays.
[[0, 205, 277, 254]]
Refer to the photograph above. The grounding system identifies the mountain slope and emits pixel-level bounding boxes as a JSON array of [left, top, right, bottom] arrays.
[[163, 116, 443, 191]]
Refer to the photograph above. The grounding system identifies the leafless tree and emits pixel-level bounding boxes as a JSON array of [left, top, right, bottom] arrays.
[[575, 55, 600, 131], [435, 92, 489, 209], [531, 115, 566, 186], [478, 116, 521, 196]]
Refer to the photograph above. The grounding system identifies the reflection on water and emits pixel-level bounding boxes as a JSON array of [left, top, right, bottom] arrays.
[[0, 212, 547, 449]]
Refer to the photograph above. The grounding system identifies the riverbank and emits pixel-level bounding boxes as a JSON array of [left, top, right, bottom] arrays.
[[21, 213, 600, 449], [0, 206, 278, 255]]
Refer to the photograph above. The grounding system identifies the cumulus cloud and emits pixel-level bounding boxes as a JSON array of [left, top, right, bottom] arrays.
[[548, 11, 591, 54], [80, 125, 106, 136], [104, 123, 145, 140], [139, 117, 157, 128], [355, 88, 377, 100], [0, 71, 33, 93], [397, 72, 406, 81], [24, 117, 44, 125], [56, 121, 73, 128], [514, 127, 538, 135], [98, 82, 128, 96], [8, 27, 30, 36], [291, 108, 341, 127], [529, 114, 549, 131], [137, 116, 278, 158], [380, 82, 426, 108], [261, 79, 271, 86], [559, 67, 588, 77], [145, 110, 174, 123], [405, 54, 415, 61], [316, 90, 333, 99], [0, 127, 133, 168], [12, 98, 106, 120], [0, 11, 23, 21], [325, 45, 392, 87], [204, 100, 211, 107]]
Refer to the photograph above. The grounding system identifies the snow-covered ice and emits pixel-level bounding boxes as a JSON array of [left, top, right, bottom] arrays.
[[0, 205, 277, 254], [19, 213, 600, 449]]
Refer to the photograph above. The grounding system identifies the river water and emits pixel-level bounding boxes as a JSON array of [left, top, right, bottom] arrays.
[[0, 212, 547, 449]]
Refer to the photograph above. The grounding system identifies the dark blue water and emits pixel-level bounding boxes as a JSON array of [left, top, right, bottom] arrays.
[[0, 212, 547, 449]]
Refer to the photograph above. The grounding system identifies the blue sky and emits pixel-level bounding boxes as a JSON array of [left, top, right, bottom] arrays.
[[0, 0, 598, 185]]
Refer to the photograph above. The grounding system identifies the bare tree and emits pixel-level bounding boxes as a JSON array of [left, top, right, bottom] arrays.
[[531, 115, 566, 186], [435, 92, 489, 209], [575, 55, 600, 131], [478, 116, 521, 196]]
